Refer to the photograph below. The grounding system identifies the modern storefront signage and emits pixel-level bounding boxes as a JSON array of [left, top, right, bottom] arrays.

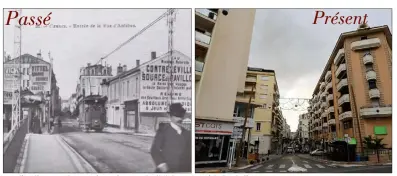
[[140, 54, 192, 113], [195, 120, 234, 135]]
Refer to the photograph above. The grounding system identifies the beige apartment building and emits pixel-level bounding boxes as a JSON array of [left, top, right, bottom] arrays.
[[237, 68, 283, 155], [195, 9, 256, 166], [308, 25, 392, 152]]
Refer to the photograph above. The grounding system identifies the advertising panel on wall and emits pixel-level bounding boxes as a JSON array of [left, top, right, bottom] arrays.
[[4, 64, 20, 91], [30, 64, 50, 94], [3, 91, 13, 104], [195, 120, 234, 135], [139, 53, 192, 113]]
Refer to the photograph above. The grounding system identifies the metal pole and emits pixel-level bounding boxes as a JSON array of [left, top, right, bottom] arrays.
[[235, 83, 255, 167], [350, 85, 364, 156]]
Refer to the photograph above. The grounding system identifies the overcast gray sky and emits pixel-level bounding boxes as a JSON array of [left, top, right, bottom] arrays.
[[248, 9, 392, 132], [4, 9, 191, 99]]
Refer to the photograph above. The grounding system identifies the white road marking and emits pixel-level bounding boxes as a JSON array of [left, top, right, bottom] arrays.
[[251, 165, 263, 170], [280, 170, 287, 172], [279, 164, 286, 168], [316, 164, 325, 168], [303, 160, 309, 163], [266, 164, 274, 169], [304, 164, 312, 168], [266, 171, 273, 172]]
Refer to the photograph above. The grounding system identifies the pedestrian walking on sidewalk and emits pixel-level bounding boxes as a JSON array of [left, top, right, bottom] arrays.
[[150, 103, 191, 173]]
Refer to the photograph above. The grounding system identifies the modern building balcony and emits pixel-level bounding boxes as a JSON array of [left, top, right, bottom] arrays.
[[363, 54, 374, 65], [321, 102, 327, 109], [244, 86, 256, 92], [335, 63, 346, 78], [339, 111, 353, 121], [325, 71, 332, 82], [323, 123, 328, 127], [360, 105, 392, 119], [326, 94, 334, 101], [351, 38, 381, 51], [246, 76, 257, 82], [195, 9, 217, 31], [328, 119, 336, 125], [337, 78, 348, 92], [334, 48, 345, 65], [366, 70, 377, 81], [327, 106, 334, 114], [326, 82, 332, 91], [320, 82, 326, 90], [195, 31, 212, 48], [369, 88, 381, 99], [195, 60, 204, 81], [320, 91, 327, 99], [338, 94, 350, 106], [321, 111, 327, 118], [316, 126, 322, 131]]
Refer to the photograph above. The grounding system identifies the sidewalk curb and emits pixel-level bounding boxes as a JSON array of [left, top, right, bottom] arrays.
[[15, 134, 31, 173], [57, 135, 97, 173]]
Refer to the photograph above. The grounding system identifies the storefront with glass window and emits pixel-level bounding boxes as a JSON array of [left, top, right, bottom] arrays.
[[195, 119, 234, 166]]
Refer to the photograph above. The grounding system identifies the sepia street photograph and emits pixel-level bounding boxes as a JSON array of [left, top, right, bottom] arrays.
[[3, 8, 192, 173], [194, 8, 392, 173]]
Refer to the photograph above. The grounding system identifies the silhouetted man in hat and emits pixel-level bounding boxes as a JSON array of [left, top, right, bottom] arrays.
[[150, 103, 191, 173]]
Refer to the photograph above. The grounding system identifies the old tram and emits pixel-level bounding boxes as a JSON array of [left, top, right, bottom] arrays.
[[77, 95, 107, 132]]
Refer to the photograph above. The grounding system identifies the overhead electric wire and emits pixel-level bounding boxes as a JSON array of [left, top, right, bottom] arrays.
[[95, 8, 175, 65]]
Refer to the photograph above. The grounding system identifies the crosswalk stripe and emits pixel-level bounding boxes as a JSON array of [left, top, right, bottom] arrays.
[[304, 164, 312, 168], [251, 165, 263, 170], [266, 165, 274, 169], [316, 164, 325, 168], [303, 161, 309, 163], [279, 164, 286, 168]]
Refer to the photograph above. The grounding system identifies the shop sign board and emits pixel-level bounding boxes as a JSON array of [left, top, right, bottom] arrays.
[[30, 64, 50, 93], [139, 53, 192, 113], [195, 120, 234, 135]]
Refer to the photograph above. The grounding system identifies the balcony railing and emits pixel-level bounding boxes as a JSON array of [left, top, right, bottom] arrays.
[[338, 94, 350, 106], [326, 82, 332, 90], [335, 63, 346, 78], [366, 71, 377, 81], [327, 106, 334, 113], [363, 54, 374, 65], [369, 88, 380, 99], [339, 111, 353, 121], [195, 60, 204, 72], [195, 9, 218, 21], [328, 119, 336, 125], [325, 71, 332, 82], [326, 94, 334, 101], [334, 48, 345, 65], [195, 31, 212, 46], [337, 78, 348, 92], [246, 77, 257, 82]]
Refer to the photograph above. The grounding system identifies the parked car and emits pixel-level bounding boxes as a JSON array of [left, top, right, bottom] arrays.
[[310, 149, 325, 156], [286, 147, 294, 154]]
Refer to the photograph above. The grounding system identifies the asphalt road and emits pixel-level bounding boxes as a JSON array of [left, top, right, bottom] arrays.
[[54, 118, 156, 173], [231, 154, 392, 173]]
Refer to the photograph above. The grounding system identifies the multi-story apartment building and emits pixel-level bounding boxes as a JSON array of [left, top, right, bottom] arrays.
[[78, 63, 113, 97], [308, 25, 392, 152], [194, 9, 256, 166], [297, 113, 309, 149], [237, 68, 282, 155]]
